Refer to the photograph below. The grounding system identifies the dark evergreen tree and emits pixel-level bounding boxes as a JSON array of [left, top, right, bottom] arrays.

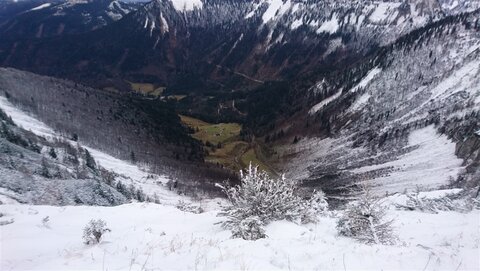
[[40, 158, 51, 178], [85, 149, 96, 170], [49, 148, 57, 159], [130, 151, 136, 163]]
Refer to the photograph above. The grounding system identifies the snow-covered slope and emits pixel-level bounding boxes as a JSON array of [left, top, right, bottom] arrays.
[[1, 196, 479, 270], [276, 11, 480, 196], [0, 96, 183, 206]]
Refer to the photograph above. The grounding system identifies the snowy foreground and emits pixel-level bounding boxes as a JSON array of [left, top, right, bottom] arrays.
[[0, 97, 479, 270], [1, 200, 479, 270]]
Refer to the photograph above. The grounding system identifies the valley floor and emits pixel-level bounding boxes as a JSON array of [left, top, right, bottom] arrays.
[[1, 199, 479, 270]]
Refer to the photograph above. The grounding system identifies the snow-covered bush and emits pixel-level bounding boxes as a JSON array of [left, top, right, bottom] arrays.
[[231, 216, 266, 240], [337, 184, 395, 245], [301, 190, 329, 224], [82, 219, 110, 245], [395, 191, 475, 213], [176, 200, 204, 214], [219, 164, 328, 240], [41, 216, 50, 228]]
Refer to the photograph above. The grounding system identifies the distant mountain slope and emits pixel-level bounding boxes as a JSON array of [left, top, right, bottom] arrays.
[[1, 0, 476, 91], [266, 11, 480, 197], [0, 0, 139, 40], [0, 0, 49, 23]]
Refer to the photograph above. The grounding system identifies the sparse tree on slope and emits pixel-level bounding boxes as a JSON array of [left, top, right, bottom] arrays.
[[84, 149, 96, 170], [337, 183, 396, 245]]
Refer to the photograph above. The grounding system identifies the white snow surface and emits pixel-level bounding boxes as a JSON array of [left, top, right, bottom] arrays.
[[317, 14, 339, 34], [160, 12, 169, 33], [386, 188, 464, 206], [351, 67, 382, 93], [369, 2, 401, 23], [261, 0, 291, 23], [0, 96, 55, 139], [350, 93, 371, 111], [29, 3, 51, 11], [309, 67, 381, 115], [290, 18, 303, 30], [346, 67, 383, 111], [430, 58, 480, 101], [170, 0, 203, 12], [1, 202, 479, 270], [106, 11, 122, 21], [309, 90, 342, 115]]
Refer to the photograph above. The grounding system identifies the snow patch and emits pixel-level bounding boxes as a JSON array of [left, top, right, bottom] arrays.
[[386, 188, 463, 206], [106, 11, 122, 21], [351, 126, 464, 194], [350, 67, 382, 93], [149, 20, 156, 36], [29, 3, 51, 11], [170, 0, 202, 12], [245, 1, 262, 19], [356, 14, 365, 30], [290, 18, 303, 30], [160, 12, 169, 33], [309, 90, 342, 115], [262, 0, 291, 23], [344, 67, 382, 112], [0, 96, 55, 139], [350, 93, 371, 111], [429, 59, 480, 100], [143, 17, 149, 29], [109, 1, 129, 14], [369, 2, 401, 23], [317, 14, 339, 34], [322, 37, 343, 57]]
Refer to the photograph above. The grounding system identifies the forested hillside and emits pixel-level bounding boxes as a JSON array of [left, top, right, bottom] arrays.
[[0, 68, 236, 191]]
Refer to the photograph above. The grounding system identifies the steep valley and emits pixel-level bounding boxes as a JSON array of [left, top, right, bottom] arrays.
[[0, 0, 478, 202], [0, 1, 479, 269]]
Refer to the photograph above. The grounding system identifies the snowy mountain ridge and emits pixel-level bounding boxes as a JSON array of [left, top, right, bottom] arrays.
[[0, 0, 139, 40], [140, 0, 476, 46]]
